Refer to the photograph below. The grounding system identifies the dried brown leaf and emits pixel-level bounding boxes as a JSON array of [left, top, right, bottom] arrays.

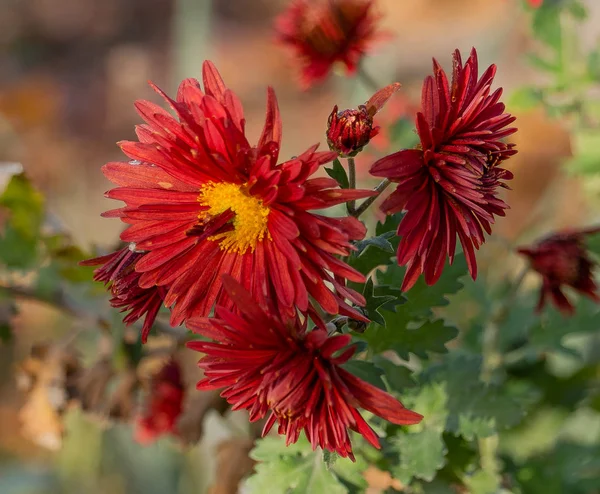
[[208, 438, 256, 494], [16, 342, 81, 450]]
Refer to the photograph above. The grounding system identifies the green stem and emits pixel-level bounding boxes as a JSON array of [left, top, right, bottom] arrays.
[[351, 179, 391, 218], [347, 157, 357, 214], [172, 0, 212, 86]]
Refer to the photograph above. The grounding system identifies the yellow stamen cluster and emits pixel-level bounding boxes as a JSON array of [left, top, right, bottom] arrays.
[[198, 182, 271, 254]]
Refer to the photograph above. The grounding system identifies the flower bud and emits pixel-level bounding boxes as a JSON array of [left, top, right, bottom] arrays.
[[326, 105, 377, 157], [326, 82, 401, 157]]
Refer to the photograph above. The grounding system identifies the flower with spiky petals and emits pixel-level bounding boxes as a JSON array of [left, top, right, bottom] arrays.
[[518, 227, 600, 314], [101, 61, 373, 329], [370, 48, 517, 291], [275, 0, 385, 88], [327, 82, 401, 157], [187, 276, 422, 460], [135, 359, 185, 444], [81, 245, 165, 342]]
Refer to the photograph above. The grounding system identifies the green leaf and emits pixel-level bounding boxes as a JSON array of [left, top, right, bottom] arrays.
[[532, 4, 562, 52], [377, 254, 468, 319], [517, 442, 600, 494], [0, 322, 12, 343], [0, 173, 44, 268], [361, 277, 398, 326], [508, 86, 544, 110], [347, 213, 403, 277], [422, 354, 529, 439], [247, 436, 348, 494], [357, 254, 466, 357], [348, 240, 396, 278], [325, 159, 349, 189], [568, 0, 587, 20], [529, 298, 600, 355], [394, 429, 447, 485], [587, 49, 600, 82], [373, 356, 417, 391], [43, 235, 95, 283], [353, 234, 394, 255], [341, 360, 386, 390], [361, 315, 458, 358], [331, 453, 368, 491], [566, 129, 600, 175], [375, 212, 404, 237], [463, 469, 500, 494], [391, 383, 449, 484]]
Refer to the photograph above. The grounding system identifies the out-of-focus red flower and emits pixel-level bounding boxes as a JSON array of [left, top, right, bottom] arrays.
[[187, 276, 422, 461], [527, 0, 543, 8], [275, 0, 386, 88], [80, 246, 165, 342], [370, 48, 517, 291], [518, 227, 600, 314], [326, 83, 401, 157], [98, 61, 374, 331], [135, 360, 185, 444]]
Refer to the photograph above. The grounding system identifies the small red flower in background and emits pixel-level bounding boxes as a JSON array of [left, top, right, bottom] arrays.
[[98, 61, 374, 332], [187, 276, 422, 460], [136, 359, 185, 444], [327, 82, 401, 157], [275, 0, 385, 88], [518, 227, 600, 314], [527, 0, 543, 8], [80, 246, 165, 342], [370, 48, 517, 291]]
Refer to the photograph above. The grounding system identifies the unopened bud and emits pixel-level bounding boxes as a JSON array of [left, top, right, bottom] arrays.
[[326, 105, 376, 157], [326, 82, 401, 157]]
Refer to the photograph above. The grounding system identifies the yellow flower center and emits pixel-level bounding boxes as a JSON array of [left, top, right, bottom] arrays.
[[198, 182, 271, 254]]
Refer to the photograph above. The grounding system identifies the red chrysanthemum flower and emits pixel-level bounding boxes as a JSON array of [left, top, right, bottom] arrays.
[[81, 246, 165, 342], [518, 227, 600, 314], [370, 48, 517, 291], [275, 0, 385, 88], [187, 276, 422, 460], [101, 61, 373, 329], [135, 359, 185, 444]]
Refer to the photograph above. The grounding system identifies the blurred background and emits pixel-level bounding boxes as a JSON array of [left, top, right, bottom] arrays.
[[1, 0, 600, 493]]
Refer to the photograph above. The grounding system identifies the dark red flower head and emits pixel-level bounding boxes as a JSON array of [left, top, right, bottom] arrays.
[[80, 246, 165, 342], [327, 83, 401, 157], [187, 276, 422, 460], [135, 359, 185, 444], [370, 48, 517, 291], [99, 61, 373, 331], [275, 0, 385, 88], [517, 227, 600, 314]]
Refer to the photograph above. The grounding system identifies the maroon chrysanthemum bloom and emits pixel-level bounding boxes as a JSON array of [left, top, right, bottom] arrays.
[[370, 48, 517, 291], [187, 276, 422, 460], [518, 227, 600, 314], [275, 0, 385, 88], [100, 61, 373, 329], [80, 246, 164, 342], [135, 359, 185, 444], [327, 82, 401, 157]]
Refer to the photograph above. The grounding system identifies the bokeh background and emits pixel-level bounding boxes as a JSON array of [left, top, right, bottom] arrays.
[[1, 0, 600, 493]]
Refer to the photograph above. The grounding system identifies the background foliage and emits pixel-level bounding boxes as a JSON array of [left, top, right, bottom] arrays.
[[1, 0, 600, 493]]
